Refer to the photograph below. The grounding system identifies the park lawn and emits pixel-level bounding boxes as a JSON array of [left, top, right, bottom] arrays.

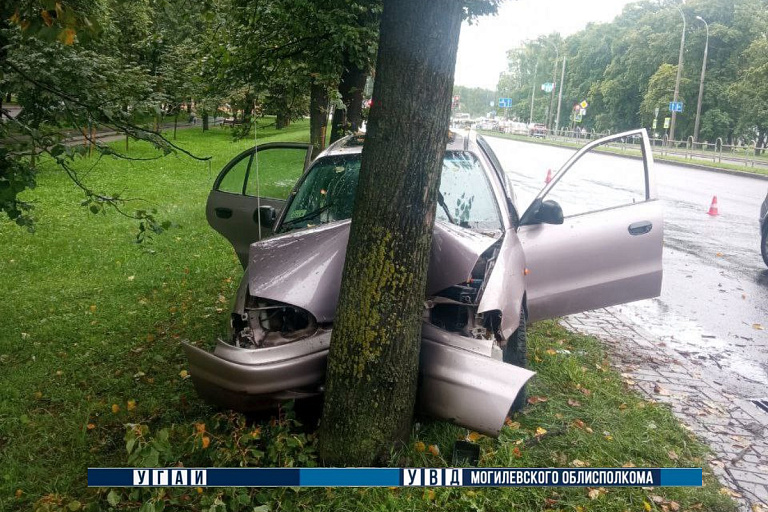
[[0, 122, 734, 511]]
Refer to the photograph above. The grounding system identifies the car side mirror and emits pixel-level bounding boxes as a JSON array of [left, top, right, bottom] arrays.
[[521, 199, 564, 226], [255, 205, 277, 228]]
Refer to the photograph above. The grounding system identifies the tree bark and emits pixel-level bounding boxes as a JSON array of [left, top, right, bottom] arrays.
[[276, 111, 290, 129], [318, 0, 462, 466], [330, 61, 368, 143], [202, 111, 209, 131], [309, 80, 330, 158]]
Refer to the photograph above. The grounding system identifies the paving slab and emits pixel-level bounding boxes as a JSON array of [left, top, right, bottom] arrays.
[[562, 307, 768, 512]]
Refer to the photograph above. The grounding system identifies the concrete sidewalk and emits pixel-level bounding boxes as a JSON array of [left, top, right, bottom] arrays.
[[562, 307, 768, 512]]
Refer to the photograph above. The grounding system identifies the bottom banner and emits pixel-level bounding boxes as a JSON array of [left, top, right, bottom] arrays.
[[88, 467, 702, 488]]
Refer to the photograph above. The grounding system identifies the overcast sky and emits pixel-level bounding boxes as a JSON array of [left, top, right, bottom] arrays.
[[454, 0, 639, 90]]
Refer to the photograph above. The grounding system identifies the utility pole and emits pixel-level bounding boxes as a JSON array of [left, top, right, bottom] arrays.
[[669, 3, 686, 144], [693, 16, 709, 143], [529, 60, 538, 124], [546, 42, 559, 131], [555, 56, 566, 134]]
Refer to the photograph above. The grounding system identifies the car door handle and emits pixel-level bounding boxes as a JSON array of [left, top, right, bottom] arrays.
[[628, 221, 652, 236], [214, 207, 233, 219]]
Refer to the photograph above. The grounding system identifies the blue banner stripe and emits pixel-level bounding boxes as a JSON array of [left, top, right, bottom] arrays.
[[300, 469, 400, 486], [88, 467, 703, 487], [660, 468, 702, 486]]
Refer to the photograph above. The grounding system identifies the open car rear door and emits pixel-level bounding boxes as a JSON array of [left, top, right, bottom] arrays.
[[518, 129, 663, 321], [206, 142, 313, 267]]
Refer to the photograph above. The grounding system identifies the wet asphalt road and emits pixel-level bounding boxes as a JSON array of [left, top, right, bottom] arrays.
[[485, 136, 768, 399]]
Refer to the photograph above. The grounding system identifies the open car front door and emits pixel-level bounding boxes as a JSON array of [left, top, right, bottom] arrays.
[[206, 142, 313, 267], [518, 129, 663, 321]]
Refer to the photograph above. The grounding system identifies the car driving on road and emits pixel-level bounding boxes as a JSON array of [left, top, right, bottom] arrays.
[[183, 129, 663, 436]]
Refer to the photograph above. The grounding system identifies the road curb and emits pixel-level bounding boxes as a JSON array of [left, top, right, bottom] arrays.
[[561, 307, 768, 512], [481, 133, 768, 181]]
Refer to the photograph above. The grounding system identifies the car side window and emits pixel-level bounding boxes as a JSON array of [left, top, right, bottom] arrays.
[[216, 152, 252, 194], [245, 149, 308, 199], [544, 140, 647, 218]]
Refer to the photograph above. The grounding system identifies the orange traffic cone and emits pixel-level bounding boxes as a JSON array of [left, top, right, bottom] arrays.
[[707, 196, 719, 216], [545, 169, 553, 184]]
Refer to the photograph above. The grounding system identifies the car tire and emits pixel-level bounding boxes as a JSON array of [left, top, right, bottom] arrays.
[[503, 308, 527, 412], [762, 226, 768, 267]]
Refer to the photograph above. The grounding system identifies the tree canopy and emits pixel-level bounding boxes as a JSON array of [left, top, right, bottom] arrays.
[[496, 0, 768, 147]]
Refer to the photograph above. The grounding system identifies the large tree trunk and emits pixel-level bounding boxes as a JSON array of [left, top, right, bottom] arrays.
[[330, 61, 368, 143], [309, 81, 330, 158], [318, 0, 462, 466]]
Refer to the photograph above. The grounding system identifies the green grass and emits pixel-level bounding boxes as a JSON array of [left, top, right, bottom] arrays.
[[0, 121, 735, 511], [479, 130, 768, 177]]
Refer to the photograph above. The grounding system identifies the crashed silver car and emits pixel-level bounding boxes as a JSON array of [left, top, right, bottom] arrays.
[[184, 129, 663, 435]]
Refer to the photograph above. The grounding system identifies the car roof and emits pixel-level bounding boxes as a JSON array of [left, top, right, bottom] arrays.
[[318, 130, 483, 159]]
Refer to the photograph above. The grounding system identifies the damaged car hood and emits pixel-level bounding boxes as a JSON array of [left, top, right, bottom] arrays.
[[247, 220, 499, 322]]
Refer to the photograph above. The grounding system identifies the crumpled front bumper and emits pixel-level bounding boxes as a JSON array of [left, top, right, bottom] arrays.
[[183, 324, 534, 436]]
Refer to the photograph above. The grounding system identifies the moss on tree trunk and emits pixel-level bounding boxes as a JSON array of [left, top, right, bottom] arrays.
[[318, 0, 463, 466]]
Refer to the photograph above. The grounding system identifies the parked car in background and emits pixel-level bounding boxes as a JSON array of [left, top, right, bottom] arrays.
[[761, 189, 768, 266], [184, 129, 663, 436], [529, 123, 548, 137]]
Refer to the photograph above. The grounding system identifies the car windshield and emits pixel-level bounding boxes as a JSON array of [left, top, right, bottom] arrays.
[[278, 151, 502, 234]]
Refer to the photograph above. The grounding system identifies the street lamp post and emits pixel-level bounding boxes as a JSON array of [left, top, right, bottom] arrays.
[[668, 3, 686, 144], [693, 15, 709, 143], [529, 59, 538, 124], [555, 56, 566, 134], [545, 42, 559, 131]]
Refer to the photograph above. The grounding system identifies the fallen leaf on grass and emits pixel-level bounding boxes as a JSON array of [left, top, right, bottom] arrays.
[[587, 487, 606, 499], [15, 489, 22, 499], [719, 487, 743, 498], [505, 418, 520, 430], [579, 387, 592, 396], [201, 436, 210, 449], [179, 370, 189, 379], [111, 404, 120, 413], [512, 446, 522, 458], [127, 399, 136, 411], [527, 395, 548, 404], [622, 461, 636, 467], [546, 348, 557, 355], [571, 459, 587, 467], [87, 423, 96, 430], [535, 427, 547, 437], [669, 501, 680, 511], [567, 399, 582, 407], [466, 431, 481, 442], [643, 501, 652, 512], [414, 441, 426, 452], [667, 450, 679, 461], [428, 445, 440, 456], [650, 495, 665, 504], [619, 403, 628, 410], [572, 419, 586, 430]]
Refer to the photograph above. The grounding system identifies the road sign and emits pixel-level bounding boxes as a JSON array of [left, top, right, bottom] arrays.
[[654, 107, 660, 117], [652, 119, 657, 129], [580, 100, 589, 109], [579, 108, 587, 116], [541, 83, 554, 93], [668, 101, 683, 113], [498, 98, 512, 108], [663, 117, 671, 129]]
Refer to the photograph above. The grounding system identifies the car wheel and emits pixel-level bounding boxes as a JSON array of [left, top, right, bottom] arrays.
[[762, 226, 768, 267], [503, 308, 527, 412]]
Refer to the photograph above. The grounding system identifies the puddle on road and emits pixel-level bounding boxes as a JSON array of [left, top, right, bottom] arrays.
[[619, 298, 768, 388]]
